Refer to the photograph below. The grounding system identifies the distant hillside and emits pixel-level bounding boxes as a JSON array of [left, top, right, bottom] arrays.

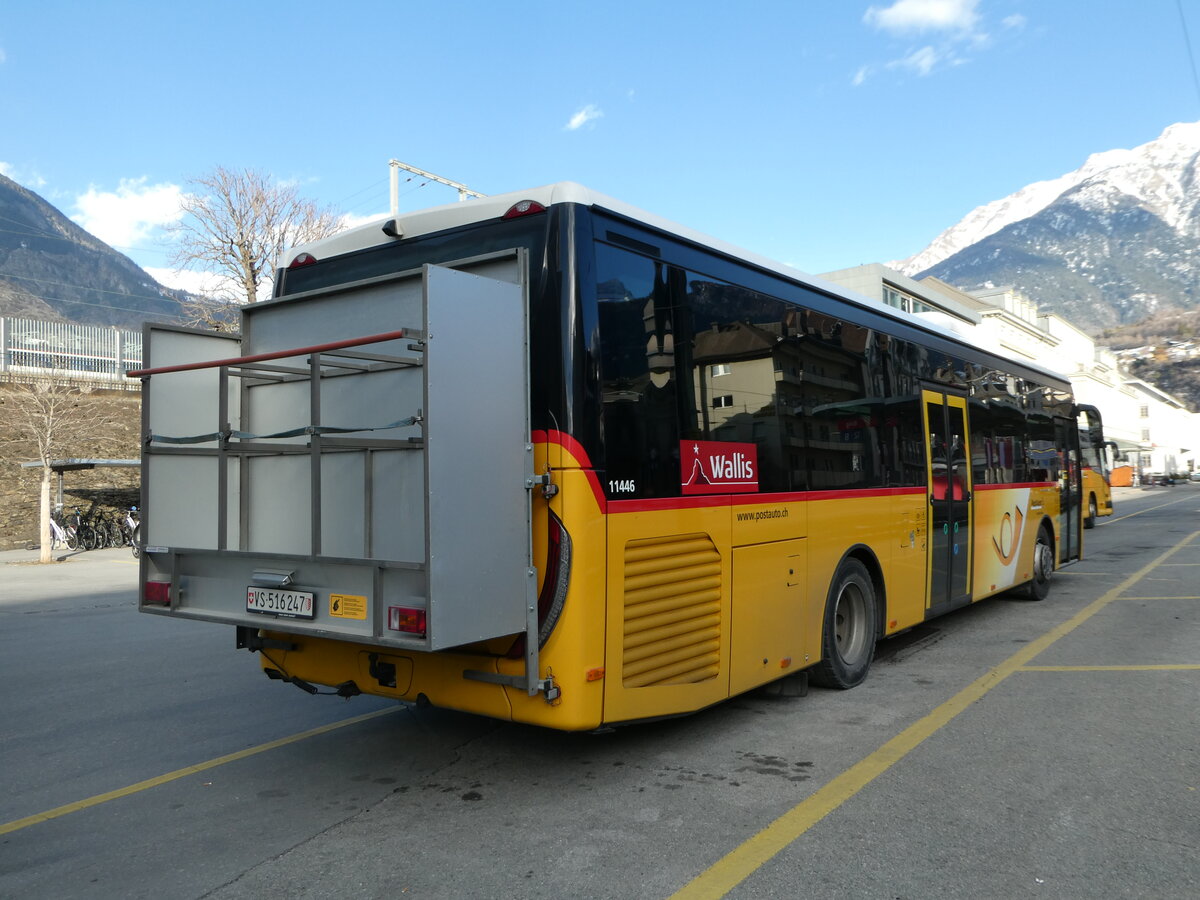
[[0, 174, 184, 329], [1100, 309, 1200, 412], [896, 123, 1200, 334]]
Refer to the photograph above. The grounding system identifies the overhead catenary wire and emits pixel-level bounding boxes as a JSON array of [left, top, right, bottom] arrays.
[[0, 290, 181, 319], [1, 272, 183, 306], [1179, 0, 1200, 112]]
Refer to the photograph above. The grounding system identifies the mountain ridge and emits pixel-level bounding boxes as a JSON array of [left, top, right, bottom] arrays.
[[895, 122, 1200, 335], [0, 174, 184, 329]]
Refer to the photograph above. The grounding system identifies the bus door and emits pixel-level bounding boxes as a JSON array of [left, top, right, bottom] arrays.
[[923, 390, 973, 612], [1055, 416, 1083, 562]]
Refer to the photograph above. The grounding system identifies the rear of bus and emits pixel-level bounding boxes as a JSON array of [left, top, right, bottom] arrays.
[[136, 185, 615, 730]]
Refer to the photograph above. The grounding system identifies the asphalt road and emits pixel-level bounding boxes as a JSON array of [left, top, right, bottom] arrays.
[[1, 487, 1197, 899]]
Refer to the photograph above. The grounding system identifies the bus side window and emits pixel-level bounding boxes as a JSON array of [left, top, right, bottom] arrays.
[[597, 243, 681, 499]]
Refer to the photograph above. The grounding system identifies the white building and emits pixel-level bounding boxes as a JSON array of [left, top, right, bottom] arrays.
[[818, 267, 1200, 480]]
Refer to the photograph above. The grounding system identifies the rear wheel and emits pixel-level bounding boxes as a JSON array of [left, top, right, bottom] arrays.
[[811, 558, 877, 689], [1020, 524, 1054, 601], [1083, 494, 1097, 530]]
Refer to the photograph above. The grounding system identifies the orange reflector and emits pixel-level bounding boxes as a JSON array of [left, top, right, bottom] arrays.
[[585, 667, 605, 682], [388, 606, 427, 636], [144, 581, 171, 605], [780, 657, 792, 669]]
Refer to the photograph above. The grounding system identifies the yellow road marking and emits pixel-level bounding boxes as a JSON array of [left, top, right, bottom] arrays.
[[1019, 664, 1200, 672], [1119, 596, 1200, 600], [669, 529, 1199, 900], [1107, 494, 1197, 523], [0, 706, 399, 836]]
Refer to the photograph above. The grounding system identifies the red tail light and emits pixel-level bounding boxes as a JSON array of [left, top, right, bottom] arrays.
[[502, 200, 546, 219], [144, 581, 171, 605], [288, 252, 318, 269], [388, 606, 427, 636], [507, 510, 572, 658]]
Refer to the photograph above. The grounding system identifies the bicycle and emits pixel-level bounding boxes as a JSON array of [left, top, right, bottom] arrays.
[[124, 507, 141, 559], [91, 510, 117, 549], [71, 507, 98, 552], [53, 505, 79, 551]]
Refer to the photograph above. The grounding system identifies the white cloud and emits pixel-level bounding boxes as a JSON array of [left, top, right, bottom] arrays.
[[890, 45, 942, 76], [72, 178, 185, 248], [144, 267, 230, 296], [337, 210, 388, 231], [1, 163, 47, 188], [864, 0, 980, 35], [858, 0, 1002, 80], [1003, 14, 1027, 30], [566, 104, 604, 131]]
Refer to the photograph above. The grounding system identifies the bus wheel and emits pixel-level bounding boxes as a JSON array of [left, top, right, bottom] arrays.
[[1084, 494, 1097, 530], [811, 558, 876, 689], [1020, 525, 1054, 601]]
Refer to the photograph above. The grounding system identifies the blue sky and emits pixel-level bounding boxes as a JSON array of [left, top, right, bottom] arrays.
[[2, 0, 1199, 291]]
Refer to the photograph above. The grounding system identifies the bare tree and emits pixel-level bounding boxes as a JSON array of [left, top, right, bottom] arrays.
[[0, 378, 115, 563], [170, 166, 342, 330]]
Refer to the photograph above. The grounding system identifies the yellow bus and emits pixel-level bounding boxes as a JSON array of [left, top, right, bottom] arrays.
[[1077, 404, 1114, 529], [134, 183, 1085, 730]]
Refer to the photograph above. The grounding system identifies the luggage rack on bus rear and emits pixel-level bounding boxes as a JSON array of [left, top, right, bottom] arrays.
[[136, 329, 427, 559], [132, 260, 541, 692]]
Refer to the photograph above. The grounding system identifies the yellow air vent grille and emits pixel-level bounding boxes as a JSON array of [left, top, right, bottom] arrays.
[[622, 533, 722, 687]]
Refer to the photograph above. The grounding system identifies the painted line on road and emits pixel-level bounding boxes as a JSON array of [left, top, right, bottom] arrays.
[[0, 706, 400, 837], [1107, 494, 1197, 523], [1018, 664, 1200, 671], [1120, 595, 1200, 600], [669, 528, 1200, 900]]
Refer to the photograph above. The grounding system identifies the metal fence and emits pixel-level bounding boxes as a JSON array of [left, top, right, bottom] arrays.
[[0, 317, 142, 384]]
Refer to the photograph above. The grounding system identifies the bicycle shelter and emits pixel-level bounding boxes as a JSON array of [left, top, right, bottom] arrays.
[[20, 458, 139, 508]]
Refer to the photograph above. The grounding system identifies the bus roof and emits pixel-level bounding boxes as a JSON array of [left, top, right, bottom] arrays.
[[281, 181, 1070, 388]]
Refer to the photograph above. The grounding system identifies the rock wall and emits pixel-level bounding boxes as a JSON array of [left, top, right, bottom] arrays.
[[0, 383, 141, 549]]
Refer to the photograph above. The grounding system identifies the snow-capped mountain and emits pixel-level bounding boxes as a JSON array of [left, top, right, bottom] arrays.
[[896, 122, 1200, 275], [895, 122, 1200, 333]]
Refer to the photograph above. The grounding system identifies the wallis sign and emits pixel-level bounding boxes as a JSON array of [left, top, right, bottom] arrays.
[[680, 440, 759, 495]]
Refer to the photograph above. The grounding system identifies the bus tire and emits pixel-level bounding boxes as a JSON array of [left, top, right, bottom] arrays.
[[811, 558, 877, 689], [1084, 494, 1097, 530], [1020, 524, 1054, 601]]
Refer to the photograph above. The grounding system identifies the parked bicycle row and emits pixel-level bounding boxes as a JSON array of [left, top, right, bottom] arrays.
[[27, 505, 139, 557]]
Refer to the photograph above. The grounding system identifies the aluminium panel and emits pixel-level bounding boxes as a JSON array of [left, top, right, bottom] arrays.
[[423, 263, 531, 648], [143, 327, 243, 551]]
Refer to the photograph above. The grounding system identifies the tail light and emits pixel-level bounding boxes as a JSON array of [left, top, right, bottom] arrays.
[[288, 252, 318, 269], [502, 200, 546, 219], [507, 511, 572, 657], [144, 581, 171, 605], [388, 606, 427, 636]]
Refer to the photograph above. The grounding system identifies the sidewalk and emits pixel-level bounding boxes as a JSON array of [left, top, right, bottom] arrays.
[[1, 545, 135, 566]]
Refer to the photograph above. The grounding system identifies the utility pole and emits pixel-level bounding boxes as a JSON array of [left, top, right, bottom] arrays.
[[388, 160, 486, 219]]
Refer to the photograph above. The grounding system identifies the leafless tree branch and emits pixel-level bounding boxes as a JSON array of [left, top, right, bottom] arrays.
[[169, 166, 342, 330]]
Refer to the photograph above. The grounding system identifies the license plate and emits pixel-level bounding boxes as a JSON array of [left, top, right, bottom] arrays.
[[246, 586, 315, 619]]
